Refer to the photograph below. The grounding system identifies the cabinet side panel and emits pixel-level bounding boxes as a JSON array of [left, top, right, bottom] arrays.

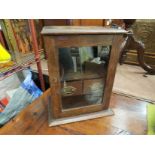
[[103, 35, 123, 109], [44, 36, 62, 118]]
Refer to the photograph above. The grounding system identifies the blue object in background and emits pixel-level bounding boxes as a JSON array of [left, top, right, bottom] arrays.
[[21, 70, 42, 99], [0, 70, 42, 126]]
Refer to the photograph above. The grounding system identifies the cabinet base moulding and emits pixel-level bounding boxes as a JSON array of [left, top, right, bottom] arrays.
[[48, 106, 114, 126]]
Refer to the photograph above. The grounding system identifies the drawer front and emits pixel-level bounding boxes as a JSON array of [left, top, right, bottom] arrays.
[[61, 80, 82, 96], [83, 78, 104, 94]]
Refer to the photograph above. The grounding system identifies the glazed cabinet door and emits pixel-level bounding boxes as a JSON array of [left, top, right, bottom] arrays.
[[44, 34, 123, 119]]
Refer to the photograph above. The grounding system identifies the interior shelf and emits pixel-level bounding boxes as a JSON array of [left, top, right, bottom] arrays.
[[63, 71, 105, 82], [62, 94, 103, 109]]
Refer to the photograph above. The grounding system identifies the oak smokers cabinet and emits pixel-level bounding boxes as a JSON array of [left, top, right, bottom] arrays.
[[42, 26, 126, 126]]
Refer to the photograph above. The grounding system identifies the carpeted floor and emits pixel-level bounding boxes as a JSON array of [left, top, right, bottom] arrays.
[[113, 64, 155, 103]]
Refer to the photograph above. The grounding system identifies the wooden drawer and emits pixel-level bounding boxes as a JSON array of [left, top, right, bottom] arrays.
[[61, 80, 82, 96], [83, 78, 104, 94]]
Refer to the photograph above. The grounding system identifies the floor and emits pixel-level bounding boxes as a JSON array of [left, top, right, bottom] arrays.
[[113, 64, 155, 103], [0, 89, 148, 135]]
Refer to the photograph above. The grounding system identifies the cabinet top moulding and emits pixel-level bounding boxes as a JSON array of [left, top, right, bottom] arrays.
[[41, 26, 127, 35]]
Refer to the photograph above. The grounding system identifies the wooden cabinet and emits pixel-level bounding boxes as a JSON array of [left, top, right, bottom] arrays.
[[42, 19, 105, 26], [42, 19, 70, 26], [42, 26, 126, 126], [70, 19, 105, 26]]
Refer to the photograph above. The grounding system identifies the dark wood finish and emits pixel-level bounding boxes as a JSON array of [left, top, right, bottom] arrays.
[[119, 19, 155, 74], [112, 19, 124, 27], [80, 19, 104, 26], [42, 26, 126, 124], [42, 19, 106, 27], [41, 20, 106, 58], [70, 20, 81, 26], [63, 71, 105, 81], [62, 95, 97, 109], [120, 34, 155, 74], [70, 19, 105, 26], [124, 51, 155, 68], [103, 35, 123, 109], [53, 35, 113, 48], [132, 20, 155, 67], [43, 19, 70, 26], [44, 36, 62, 118], [56, 99, 104, 118], [62, 81, 83, 96], [0, 89, 147, 135]]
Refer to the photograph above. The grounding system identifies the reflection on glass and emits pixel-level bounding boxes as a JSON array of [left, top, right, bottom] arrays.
[[58, 46, 110, 110]]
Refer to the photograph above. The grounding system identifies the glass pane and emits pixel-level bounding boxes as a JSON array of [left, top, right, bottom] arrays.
[[58, 46, 110, 110]]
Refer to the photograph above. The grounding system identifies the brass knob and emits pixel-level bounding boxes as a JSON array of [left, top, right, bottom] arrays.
[[52, 77, 57, 83]]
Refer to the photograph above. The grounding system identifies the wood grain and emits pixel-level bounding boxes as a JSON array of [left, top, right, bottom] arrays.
[[0, 89, 147, 135], [42, 27, 127, 121], [80, 20, 104, 26], [44, 36, 62, 118], [41, 26, 127, 35], [54, 35, 113, 48], [103, 35, 123, 109]]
